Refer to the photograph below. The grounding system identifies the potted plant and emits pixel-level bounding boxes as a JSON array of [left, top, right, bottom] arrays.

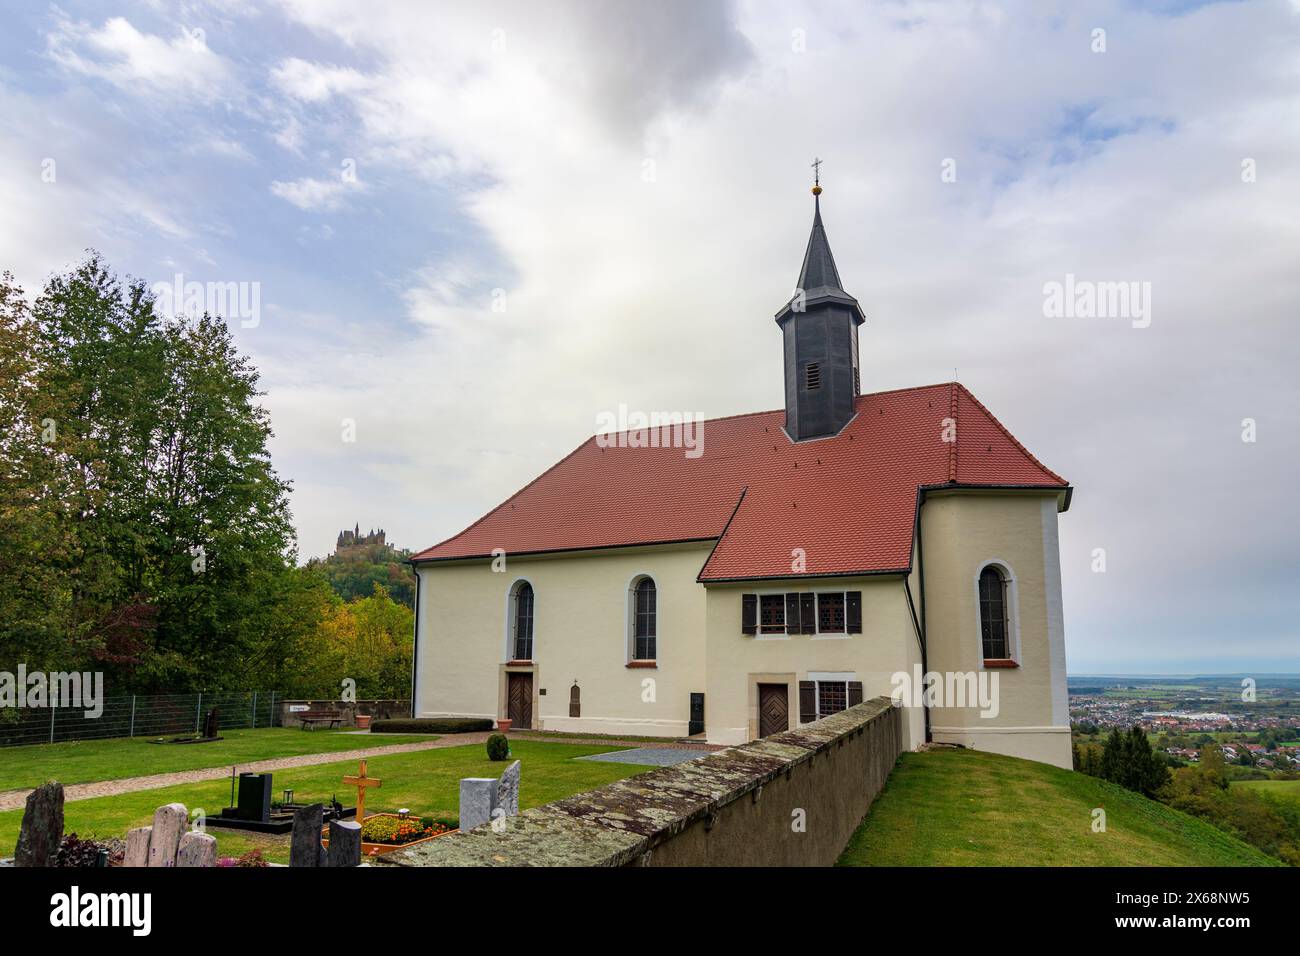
[[496, 718, 512, 733], [355, 713, 372, 730]]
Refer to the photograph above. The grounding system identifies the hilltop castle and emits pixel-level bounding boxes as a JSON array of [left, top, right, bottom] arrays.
[[336, 524, 387, 552]]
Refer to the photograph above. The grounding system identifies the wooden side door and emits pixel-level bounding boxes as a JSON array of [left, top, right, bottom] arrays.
[[758, 683, 789, 738], [507, 672, 533, 730]]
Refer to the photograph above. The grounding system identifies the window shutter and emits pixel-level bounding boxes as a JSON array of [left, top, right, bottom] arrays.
[[799, 681, 817, 723], [846, 591, 862, 633], [799, 593, 816, 634], [741, 594, 757, 635], [847, 681, 864, 707], [785, 593, 800, 635]]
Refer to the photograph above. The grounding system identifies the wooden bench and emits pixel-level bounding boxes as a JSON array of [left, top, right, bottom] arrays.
[[298, 710, 343, 730]]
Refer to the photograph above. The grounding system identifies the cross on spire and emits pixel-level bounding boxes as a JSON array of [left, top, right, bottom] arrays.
[[811, 156, 822, 186]]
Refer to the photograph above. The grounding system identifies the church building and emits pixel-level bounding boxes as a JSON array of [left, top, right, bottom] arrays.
[[410, 180, 1073, 768]]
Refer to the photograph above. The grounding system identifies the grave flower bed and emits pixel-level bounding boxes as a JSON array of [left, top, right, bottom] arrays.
[[361, 814, 448, 845], [322, 813, 455, 857]]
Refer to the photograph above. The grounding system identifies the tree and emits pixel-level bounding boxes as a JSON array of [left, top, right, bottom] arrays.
[[1096, 726, 1170, 798], [3, 253, 313, 692]]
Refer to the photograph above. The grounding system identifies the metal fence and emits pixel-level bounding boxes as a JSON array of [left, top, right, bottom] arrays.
[[0, 691, 281, 748]]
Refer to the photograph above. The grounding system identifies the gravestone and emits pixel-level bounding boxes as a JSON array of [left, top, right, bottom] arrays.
[[121, 803, 218, 867], [289, 803, 325, 868], [202, 707, 220, 740], [147, 803, 188, 867], [124, 827, 151, 867], [496, 760, 521, 817], [236, 772, 273, 821], [176, 831, 217, 867], [459, 778, 499, 832], [15, 782, 64, 867], [326, 819, 362, 867]]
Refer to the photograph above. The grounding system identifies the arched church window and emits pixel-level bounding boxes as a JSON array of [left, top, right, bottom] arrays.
[[633, 577, 657, 660], [513, 582, 534, 660], [978, 566, 1009, 660]]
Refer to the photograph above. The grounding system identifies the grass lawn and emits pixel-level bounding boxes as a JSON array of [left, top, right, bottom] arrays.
[[0, 728, 436, 792], [0, 740, 647, 864], [838, 748, 1280, 867]]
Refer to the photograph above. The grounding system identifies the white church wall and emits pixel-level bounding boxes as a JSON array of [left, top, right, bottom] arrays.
[[920, 490, 1072, 769], [702, 575, 925, 748], [414, 542, 712, 737]]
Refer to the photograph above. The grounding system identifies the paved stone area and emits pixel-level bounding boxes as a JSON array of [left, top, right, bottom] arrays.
[[575, 747, 706, 767]]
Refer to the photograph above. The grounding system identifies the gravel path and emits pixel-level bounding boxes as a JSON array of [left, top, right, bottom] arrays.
[[0, 732, 723, 811]]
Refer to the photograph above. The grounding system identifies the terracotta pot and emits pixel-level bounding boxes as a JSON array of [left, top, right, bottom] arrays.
[[355, 714, 372, 730], [496, 719, 512, 733]]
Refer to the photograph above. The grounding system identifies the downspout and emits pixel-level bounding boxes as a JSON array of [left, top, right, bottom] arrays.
[[914, 490, 932, 743], [408, 559, 421, 719]]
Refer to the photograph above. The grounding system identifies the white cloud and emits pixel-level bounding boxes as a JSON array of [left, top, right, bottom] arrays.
[[45, 15, 235, 103], [271, 57, 370, 102], [269, 175, 361, 211]]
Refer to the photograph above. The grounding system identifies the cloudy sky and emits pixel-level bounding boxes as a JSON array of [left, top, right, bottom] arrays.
[[1, 0, 1297, 674]]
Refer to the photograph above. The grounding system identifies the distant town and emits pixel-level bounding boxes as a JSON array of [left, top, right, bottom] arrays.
[[1070, 675, 1300, 771]]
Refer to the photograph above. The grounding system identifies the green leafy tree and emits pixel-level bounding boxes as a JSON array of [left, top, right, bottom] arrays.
[[3, 253, 315, 692]]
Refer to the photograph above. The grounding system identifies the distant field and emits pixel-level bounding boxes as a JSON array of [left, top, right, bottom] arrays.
[[1233, 779, 1300, 803], [839, 749, 1279, 867]]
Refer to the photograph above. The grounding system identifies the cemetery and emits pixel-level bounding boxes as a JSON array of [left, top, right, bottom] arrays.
[[0, 735, 653, 866]]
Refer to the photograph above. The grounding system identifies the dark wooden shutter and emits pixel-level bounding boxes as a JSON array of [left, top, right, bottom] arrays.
[[741, 593, 757, 635], [785, 593, 800, 634], [799, 681, 817, 723], [846, 591, 862, 633], [799, 593, 816, 633], [847, 681, 864, 707]]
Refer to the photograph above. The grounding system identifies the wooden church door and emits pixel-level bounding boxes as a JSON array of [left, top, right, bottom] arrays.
[[507, 672, 533, 729], [758, 683, 789, 737]]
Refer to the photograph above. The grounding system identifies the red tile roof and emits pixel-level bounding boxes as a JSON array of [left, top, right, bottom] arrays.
[[412, 382, 1068, 581]]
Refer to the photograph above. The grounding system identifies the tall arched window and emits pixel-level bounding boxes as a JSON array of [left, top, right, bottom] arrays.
[[978, 566, 1009, 660], [512, 582, 534, 660], [633, 577, 656, 660]]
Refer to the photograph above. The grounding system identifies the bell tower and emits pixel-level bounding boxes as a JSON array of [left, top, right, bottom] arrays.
[[774, 164, 865, 442]]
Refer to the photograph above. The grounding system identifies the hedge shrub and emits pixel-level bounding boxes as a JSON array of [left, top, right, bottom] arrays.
[[486, 733, 509, 761], [369, 717, 494, 734]]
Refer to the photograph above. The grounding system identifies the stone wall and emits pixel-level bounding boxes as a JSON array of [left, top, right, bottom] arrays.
[[379, 696, 903, 867], [279, 699, 410, 728]]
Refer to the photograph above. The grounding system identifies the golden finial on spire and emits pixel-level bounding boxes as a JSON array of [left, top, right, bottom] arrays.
[[811, 156, 823, 195]]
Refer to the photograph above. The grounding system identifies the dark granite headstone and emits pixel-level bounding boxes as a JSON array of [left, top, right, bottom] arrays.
[[203, 707, 220, 739], [289, 803, 324, 867], [15, 782, 64, 867], [236, 772, 272, 821], [326, 819, 362, 867]]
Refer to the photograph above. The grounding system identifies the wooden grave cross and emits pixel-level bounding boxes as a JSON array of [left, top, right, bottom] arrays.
[[342, 760, 382, 824]]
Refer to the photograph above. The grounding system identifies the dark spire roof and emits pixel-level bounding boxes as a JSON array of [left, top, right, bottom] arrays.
[[796, 193, 844, 295], [775, 186, 865, 325]]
